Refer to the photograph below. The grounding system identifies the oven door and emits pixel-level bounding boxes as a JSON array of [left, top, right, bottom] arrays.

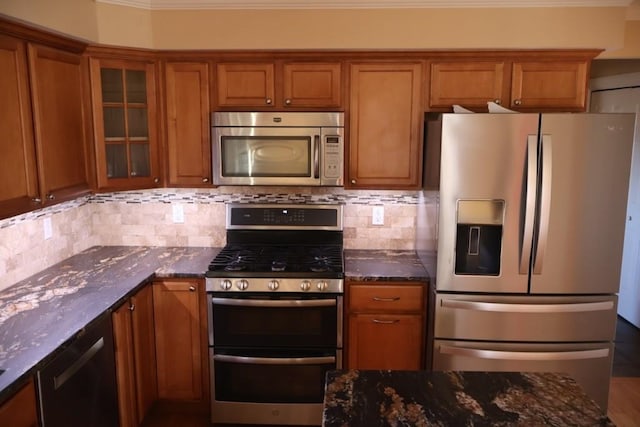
[[208, 294, 342, 348], [213, 126, 321, 186]]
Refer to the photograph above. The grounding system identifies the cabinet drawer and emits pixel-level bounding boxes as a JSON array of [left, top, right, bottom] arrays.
[[349, 284, 424, 312]]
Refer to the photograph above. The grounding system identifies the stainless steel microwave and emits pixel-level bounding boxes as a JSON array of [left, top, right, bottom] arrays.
[[212, 112, 344, 186]]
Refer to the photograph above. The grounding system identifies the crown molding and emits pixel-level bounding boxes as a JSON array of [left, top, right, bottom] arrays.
[[96, 0, 635, 11]]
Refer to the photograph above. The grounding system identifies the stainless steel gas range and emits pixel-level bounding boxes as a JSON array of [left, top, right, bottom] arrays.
[[205, 204, 344, 426]]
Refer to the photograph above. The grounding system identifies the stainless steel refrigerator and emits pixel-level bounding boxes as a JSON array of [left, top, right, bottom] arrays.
[[421, 113, 636, 411]]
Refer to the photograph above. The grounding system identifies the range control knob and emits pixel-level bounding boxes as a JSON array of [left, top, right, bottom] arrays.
[[300, 280, 312, 291], [236, 279, 249, 291], [268, 280, 280, 291], [220, 279, 232, 290], [316, 281, 329, 292]]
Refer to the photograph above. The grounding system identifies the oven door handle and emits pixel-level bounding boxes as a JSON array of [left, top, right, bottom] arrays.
[[213, 354, 336, 365], [211, 297, 337, 308]]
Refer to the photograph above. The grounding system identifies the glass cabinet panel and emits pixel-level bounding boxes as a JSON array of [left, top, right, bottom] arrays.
[[103, 107, 125, 139], [127, 108, 148, 139], [100, 68, 124, 103], [130, 144, 150, 177], [126, 70, 147, 103], [106, 144, 128, 178]]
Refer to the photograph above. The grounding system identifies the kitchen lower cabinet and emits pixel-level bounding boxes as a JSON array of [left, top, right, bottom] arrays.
[[153, 279, 208, 402], [164, 61, 212, 187], [0, 378, 39, 427], [112, 283, 157, 427], [346, 282, 426, 370], [348, 62, 424, 189]]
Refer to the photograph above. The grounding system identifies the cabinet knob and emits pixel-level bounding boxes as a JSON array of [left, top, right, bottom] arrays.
[[189, 286, 196, 292], [129, 304, 135, 312], [202, 177, 209, 183], [46, 194, 55, 200], [494, 99, 501, 105], [32, 197, 42, 204], [153, 177, 160, 184], [265, 98, 273, 105], [514, 99, 522, 106], [351, 179, 357, 185], [284, 99, 292, 106]]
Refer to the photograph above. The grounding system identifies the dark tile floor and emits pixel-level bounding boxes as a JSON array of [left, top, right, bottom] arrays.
[[613, 316, 640, 377]]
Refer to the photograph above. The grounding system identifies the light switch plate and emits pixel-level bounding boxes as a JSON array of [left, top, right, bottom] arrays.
[[43, 217, 52, 240], [372, 206, 384, 225], [172, 204, 185, 223]]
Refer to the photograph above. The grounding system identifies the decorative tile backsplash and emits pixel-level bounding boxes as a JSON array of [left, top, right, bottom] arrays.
[[0, 187, 438, 291]]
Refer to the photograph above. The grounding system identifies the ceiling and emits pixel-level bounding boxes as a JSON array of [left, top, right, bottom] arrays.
[[96, 0, 636, 10]]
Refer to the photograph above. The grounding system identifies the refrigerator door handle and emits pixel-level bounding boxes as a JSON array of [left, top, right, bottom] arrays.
[[533, 134, 553, 274], [520, 135, 539, 274], [438, 345, 609, 361], [440, 298, 615, 313]]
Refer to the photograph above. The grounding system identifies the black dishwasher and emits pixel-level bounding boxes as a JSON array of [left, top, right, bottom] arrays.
[[37, 313, 119, 427]]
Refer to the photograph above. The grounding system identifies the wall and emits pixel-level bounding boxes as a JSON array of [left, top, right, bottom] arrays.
[[0, 188, 437, 292]]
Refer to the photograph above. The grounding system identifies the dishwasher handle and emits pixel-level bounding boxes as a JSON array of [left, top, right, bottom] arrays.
[[54, 337, 105, 390]]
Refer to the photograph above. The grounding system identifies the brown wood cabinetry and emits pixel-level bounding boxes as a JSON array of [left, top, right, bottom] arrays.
[[0, 378, 39, 427], [164, 61, 212, 187], [216, 61, 342, 109], [510, 60, 589, 111], [112, 284, 157, 427], [348, 62, 424, 189], [0, 34, 39, 219], [346, 282, 426, 370], [89, 56, 160, 191], [153, 279, 208, 402]]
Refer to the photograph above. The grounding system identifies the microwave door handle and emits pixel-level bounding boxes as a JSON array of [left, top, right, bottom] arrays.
[[314, 135, 320, 179], [520, 135, 538, 274], [533, 134, 552, 274]]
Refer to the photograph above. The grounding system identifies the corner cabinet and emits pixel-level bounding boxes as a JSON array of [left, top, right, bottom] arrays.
[[348, 62, 424, 189], [216, 61, 342, 109], [89, 57, 160, 191], [164, 61, 212, 187], [152, 279, 208, 403], [346, 281, 426, 370]]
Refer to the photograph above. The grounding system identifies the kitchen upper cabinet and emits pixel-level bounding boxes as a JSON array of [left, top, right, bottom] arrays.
[[27, 43, 92, 205], [510, 59, 589, 111], [216, 61, 342, 109], [0, 35, 39, 220], [0, 378, 39, 427], [348, 62, 423, 189], [153, 279, 207, 402], [346, 282, 426, 370], [112, 284, 157, 427], [164, 61, 212, 187], [90, 57, 160, 190], [427, 60, 509, 110]]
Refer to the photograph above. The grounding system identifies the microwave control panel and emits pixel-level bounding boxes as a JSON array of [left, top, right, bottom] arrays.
[[323, 134, 343, 180]]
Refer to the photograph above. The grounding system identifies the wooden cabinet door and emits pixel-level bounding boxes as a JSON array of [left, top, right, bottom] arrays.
[[282, 62, 342, 108], [28, 43, 91, 204], [0, 378, 38, 427], [510, 60, 589, 111], [348, 62, 424, 189], [348, 313, 423, 370], [428, 60, 508, 110], [0, 35, 39, 220], [153, 279, 204, 401], [216, 62, 275, 107], [89, 58, 160, 190], [130, 284, 157, 423], [165, 61, 211, 186], [112, 301, 139, 427]]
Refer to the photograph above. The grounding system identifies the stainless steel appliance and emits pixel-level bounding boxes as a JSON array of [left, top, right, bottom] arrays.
[[37, 313, 119, 426], [418, 113, 637, 411], [205, 204, 344, 426], [212, 112, 344, 186]]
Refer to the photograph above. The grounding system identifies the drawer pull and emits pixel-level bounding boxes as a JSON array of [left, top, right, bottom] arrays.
[[372, 296, 400, 302], [372, 319, 400, 324]]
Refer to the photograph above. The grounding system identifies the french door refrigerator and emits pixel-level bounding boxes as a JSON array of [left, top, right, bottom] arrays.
[[426, 113, 636, 411]]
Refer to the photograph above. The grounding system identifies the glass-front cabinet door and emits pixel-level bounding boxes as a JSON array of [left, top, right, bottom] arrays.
[[89, 58, 159, 190]]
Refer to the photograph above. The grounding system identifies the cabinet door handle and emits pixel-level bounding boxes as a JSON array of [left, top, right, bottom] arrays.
[[372, 319, 400, 324], [46, 193, 55, 200], [32, 197, 42, 204], [265, 98, 273, 105], [129, 304, 135, 312], [514, 99, 522, 106], [351, 179, 357, 185], [189, 286, 196, 292], [372, 296, 400, 302], [202, 177, 209, 183], [284, 98, 292, 106], [493, 99, 501, 104]]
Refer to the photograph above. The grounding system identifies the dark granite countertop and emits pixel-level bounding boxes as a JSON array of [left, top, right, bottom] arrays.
[[344, 250, 431, 282], [0, 245, 219, 403], [323, 370, 611, 426]]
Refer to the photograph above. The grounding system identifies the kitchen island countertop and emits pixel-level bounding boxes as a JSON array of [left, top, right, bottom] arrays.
[[323, 370, 612, 426]]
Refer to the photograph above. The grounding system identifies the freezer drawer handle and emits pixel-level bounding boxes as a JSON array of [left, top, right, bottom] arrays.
[[213, 354, 335, 365], [440, 299, 614, 313], [211, 297, 336, 308], [438, 345, 609, 361]]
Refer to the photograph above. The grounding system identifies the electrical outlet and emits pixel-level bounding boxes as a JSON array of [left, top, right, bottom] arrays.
[[172, 204, 185, 223], [372, 206, 384, 225], [43, 217, 52, 240]]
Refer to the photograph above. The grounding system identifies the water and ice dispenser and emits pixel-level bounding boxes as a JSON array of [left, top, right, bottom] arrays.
[[455, 200, 504, 276]]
